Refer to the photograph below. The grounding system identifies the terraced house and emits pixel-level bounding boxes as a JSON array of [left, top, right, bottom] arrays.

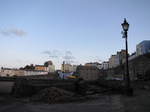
[[76, 66, 100, 81], [1, 68, 25, 77]]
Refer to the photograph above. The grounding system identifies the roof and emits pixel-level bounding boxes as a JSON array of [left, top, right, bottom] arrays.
[[129, 52, 150, 62], [2, 68, 12, 70], [35, 65, 46, 67], [77, 66, 99, 70], [26, 70, 48, 72]]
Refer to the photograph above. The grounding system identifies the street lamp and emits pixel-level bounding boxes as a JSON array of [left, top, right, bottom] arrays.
[[121, 18, 133, 96], [141, 61, 144, 90], [63, 61, 65, 80]]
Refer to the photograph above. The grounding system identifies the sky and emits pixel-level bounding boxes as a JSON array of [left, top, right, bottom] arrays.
[[0, 0, 150, 70]]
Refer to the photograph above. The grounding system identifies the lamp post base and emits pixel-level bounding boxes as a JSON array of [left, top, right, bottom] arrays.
[[125, 87, 134, 96]]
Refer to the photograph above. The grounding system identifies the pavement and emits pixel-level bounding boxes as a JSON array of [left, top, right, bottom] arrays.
[[0, 90, 150, 112]]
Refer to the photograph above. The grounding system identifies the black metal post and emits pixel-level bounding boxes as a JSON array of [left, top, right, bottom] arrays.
[[125, 31, 130, 89], [63, 61, 65, 80], [121, 18, 133, 96], [141, 61, 144, 90]]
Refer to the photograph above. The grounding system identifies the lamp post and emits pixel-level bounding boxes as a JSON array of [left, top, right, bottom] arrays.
[[141, 61, 144, 90], [63, 61, 65, 80], [121, 18, 133, 96]]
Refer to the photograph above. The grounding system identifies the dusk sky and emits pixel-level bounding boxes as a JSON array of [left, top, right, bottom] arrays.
[[0, 0, 150, 70]]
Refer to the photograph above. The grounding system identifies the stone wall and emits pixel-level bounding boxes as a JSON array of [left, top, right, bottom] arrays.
[[97, 80, 150, 90], [21, 74, 58, 80]]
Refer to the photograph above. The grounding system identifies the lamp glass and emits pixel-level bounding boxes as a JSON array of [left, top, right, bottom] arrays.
[[121, 19, 129, 31]]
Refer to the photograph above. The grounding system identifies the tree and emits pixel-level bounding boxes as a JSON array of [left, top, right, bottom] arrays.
[[24, 64, 35, 70]]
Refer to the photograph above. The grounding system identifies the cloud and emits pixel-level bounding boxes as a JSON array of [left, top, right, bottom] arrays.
[[15, 59, 22, 63], [96, 59, 103, 62], [95, 56, 103, 62], [1, 30, 10, 36], [42, 50, 76, 63], [63, 55, 74, 60], [42, 51, 51, 55], [63, 50, 75, 62], [89, 55, 103, 62], [10, 28, 27, 36], [65, 50, 72, 55], [42, 50, 62, 59], [64, 60, 76, 63], [63, 50, 74, 60], [1, 28, 27, 37]]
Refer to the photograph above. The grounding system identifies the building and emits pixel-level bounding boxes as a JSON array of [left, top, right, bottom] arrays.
[[105, 68, 115, 79], [109, 55, 116, 68], [85, 62, 109, 70], [97, 62, 109, 70], [44, 61, 53, 66], [105, 65, 124, 80], [101, 61, 109, 69], [109, 50, 126, 68], [129, 52, 138, 61], [129, 52, 150, 80], [46, 65, 55, 73], [1, 68, 13, 77], [136, 40, 150, 56], [35, 65, 46, 71], [1, 68, 26, 77], [85, 62, 100, 69], [61, 63, 77, 72], [59, 72, 73, 79], [26, 70, 48, 76], [13, 69, 26, 76], [76, 66, 100, 81], [85, 62, 99, 66], [97, 63, 102, 69], [44, 61, 55, 73], [70, 65, 77, 72], [115, 50, 126, 67]]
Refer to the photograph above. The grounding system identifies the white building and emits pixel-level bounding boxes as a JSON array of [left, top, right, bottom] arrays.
[[1, 68, 25, 77], [85, 62, 109, 70], [0, 67, 48, 77], [1, 68, 13, 77], [97, 61, 109, 69], [46, 65, 55, 73], [26, 70, 48, 76], [136, 40, 150, 56], [44, 61, 55, 73], [97, 63, 102, 69], [101, 61, 109, 69], [61, 63, 77, 72]]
